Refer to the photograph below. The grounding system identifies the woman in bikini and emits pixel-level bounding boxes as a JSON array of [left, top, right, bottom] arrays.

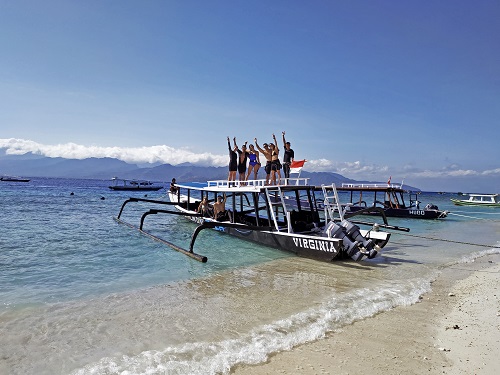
[[246, 144, 261, 181], [269, 134, 281, 185], [197, 196, 213, 217]]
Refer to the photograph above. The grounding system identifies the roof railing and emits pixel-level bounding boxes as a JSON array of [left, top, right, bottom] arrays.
[[207, 177, 310, 188], [341, 183, 403, 189]]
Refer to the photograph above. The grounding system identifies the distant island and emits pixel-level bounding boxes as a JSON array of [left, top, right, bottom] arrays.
[[0, 151, 420, 190]]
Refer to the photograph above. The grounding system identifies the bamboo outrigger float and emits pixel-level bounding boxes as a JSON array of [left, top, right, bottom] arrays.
[[115, 178, 409, 262]]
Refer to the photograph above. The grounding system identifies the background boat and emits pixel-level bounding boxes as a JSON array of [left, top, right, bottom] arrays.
[[451, 193, 500, 207], [0, 175, 30, 182], [108, 177, 163, 191]]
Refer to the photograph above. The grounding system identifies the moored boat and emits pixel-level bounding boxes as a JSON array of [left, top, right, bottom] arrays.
[[108, 177, 163, 191], [115, 178, 410, 263], [0, 176, 30, 182], [332, 183, 448, 219], [451, 193, 500, 207]]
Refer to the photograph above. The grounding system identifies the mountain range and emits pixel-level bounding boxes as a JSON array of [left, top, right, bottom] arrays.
[[0, 151, 418, 190]]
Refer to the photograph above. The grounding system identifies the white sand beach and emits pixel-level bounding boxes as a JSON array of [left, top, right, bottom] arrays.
[[233, 254, 499, 375]]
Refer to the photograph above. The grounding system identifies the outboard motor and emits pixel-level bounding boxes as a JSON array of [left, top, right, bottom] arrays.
[[340, 219, 378, 259], [425, 203, 439, 210], [325, 221, 365, 261]]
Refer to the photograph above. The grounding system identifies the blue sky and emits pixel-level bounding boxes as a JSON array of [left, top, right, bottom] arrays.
[[1, 0, 499, 192]]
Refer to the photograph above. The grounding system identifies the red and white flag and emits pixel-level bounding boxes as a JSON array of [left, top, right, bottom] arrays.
[[290, 160, 306, 171]]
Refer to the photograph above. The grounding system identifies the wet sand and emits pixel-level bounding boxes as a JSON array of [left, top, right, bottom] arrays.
[[233, 254, 499, 375]]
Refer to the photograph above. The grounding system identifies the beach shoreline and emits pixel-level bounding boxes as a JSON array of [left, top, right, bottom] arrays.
[[232, 253, 499, 375]]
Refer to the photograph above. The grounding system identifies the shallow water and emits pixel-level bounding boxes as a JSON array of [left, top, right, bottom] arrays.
[[0, 178, 499, 374]]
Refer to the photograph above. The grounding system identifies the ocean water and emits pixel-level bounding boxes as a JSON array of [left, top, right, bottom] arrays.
[[0, 178, 499, 375]]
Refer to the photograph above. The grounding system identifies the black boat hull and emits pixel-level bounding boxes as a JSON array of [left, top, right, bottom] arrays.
[[109, 186, 163, 191], [345, 206, 446, 219]]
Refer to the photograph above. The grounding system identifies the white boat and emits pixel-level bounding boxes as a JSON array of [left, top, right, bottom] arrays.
[[108, 177, 163, 191], [451, 193, 500, 207], [115, 178, 410, 263]]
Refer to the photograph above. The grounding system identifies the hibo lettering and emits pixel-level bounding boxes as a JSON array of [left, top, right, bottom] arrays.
[[292, 237, 337, 253], [409, 210, 425, 216]]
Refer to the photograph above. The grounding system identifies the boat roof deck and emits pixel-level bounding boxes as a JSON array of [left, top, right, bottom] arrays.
[[175, 178, 311, 193], [467, 193, 499, 197], [335, 183, 407, 192]]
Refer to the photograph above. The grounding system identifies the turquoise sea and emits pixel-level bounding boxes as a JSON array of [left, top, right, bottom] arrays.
[[1, 178, 499, 375]]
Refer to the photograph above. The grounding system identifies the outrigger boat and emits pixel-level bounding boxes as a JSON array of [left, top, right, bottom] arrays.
[[334, 183, 448, 219], [108, 177, 163, 191], [115, 178, 410, 263], [451, 193, 500, 207]]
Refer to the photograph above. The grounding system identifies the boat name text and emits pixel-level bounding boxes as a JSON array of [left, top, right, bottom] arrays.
[[293, 238, 337, 253], [409, 210, 425, 216]]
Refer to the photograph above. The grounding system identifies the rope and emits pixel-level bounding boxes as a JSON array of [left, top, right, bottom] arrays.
[[447, 212, 500, 221], [396, 232, 500, 249], [451, 210, 500, 216], [448, 212, 488, 220]]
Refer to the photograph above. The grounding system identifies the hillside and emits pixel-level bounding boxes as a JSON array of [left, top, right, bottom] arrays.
[[0, 152, 415, 189]]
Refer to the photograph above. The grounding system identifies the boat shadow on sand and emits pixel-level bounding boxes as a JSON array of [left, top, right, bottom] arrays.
[[339, 254, 422, 271]]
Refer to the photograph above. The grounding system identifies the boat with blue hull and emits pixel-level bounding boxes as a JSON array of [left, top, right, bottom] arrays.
[[115, 178, 410, 263]]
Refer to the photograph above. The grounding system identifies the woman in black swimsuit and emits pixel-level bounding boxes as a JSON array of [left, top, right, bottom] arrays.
[[227, 136, 238, 183], [235, 139, 249, 183]]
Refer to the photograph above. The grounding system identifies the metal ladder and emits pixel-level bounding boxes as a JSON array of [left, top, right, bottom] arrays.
[[321, 183, 344, 222], [264, 186, 290, 232]]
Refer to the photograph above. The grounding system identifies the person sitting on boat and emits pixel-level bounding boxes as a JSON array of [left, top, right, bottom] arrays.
[[246, 144, 261, 181], [282, 131, 294, 180], [213, 193, 232, 222], [227, 137, 238, 185], [197, 196, 213, 217], [254, 138, 272, 185], [234, 138, 249, 184], [269, 134, 281, 185], [169, 178, 178, 194]]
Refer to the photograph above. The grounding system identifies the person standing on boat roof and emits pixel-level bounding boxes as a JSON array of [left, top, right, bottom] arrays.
[[269, 134, 281, 185], [234, 138, 249, 184], [227, 137, 238, 185], [246, 144, 261, 181], [254, 138, 272, 185], [282, 131, 294, 180]]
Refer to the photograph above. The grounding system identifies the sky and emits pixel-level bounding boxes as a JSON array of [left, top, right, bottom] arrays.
[[1, 0, 499, 192]]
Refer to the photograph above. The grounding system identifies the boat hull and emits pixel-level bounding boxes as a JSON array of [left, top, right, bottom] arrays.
[[185, 213, 343, 261], [109, 186, 163, 191], [450, 198, 500, 207], [0, 177, 30, 182], [345, 205, 447, 219]]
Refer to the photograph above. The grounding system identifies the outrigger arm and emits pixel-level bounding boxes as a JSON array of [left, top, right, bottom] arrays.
[[343, 207, 410, 232], [117, 197, 181, 220], [114, 196, 209, 262]]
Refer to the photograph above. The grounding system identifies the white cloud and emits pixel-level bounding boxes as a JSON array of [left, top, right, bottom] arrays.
[[0, 138, 227, 166], [1, 139, 499, 182]]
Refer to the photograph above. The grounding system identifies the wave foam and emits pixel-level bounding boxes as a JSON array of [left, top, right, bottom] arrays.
[[71, 278, 432, 375]]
